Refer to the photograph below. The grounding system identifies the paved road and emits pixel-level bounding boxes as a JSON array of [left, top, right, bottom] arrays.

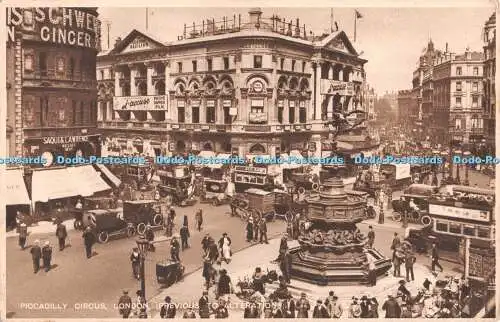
[[6, 203, 285, 318]]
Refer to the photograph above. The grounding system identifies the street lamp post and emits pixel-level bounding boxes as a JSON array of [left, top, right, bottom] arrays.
[[440, 151, 448, 185], [136, 236, 150, 301], [463, 151, 471, 186], [286, 183, 295, 203], [454, 148, 462, 184]]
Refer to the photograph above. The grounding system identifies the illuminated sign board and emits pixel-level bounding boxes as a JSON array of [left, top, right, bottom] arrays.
[[6, 8, 101, 50], [429, 204, 491, 222]]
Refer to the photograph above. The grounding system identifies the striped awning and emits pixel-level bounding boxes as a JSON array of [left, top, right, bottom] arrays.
[[5, 168, 30, 205]]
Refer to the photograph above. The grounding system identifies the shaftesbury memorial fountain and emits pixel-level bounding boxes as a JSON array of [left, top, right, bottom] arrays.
[[289, 109, 391, 285], [290, 176, 392, 285]]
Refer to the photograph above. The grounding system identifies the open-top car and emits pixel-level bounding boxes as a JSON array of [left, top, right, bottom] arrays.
[[123, 200, 163, 235], [82, 208, 135, 243]]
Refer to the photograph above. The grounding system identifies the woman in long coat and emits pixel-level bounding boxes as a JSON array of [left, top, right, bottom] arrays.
[[246, 218, 254, 242]]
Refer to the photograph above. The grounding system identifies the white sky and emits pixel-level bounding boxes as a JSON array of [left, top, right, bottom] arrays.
[[98, 5, 494, 94]]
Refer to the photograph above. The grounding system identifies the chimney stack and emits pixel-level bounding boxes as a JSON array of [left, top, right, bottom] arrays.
[[114, 37, 122, 48], [248, 8, 262, 25]]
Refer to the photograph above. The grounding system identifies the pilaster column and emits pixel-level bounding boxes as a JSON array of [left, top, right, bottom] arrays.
[[283, 99, 289, 124], [114, 70, 122, 96], [328, 64, 333, 80], [235, 54, 244, 123], [107, 101, 113, 121], [339, 68, 343, 82], [146, 63, 154, 95], [97, 101, 103, 121], [200, 101, 206, 123], [314, 61, 322, 120], [129, 64, 137, 96], [271, 56, 278, 123], [163, 61, 171, 92]]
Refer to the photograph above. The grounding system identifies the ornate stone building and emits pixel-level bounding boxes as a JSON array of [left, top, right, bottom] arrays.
[[6, 7, 101, 164], [433, 49, 485, 148], [482, 13, 495, 153], [97, 8, 368, 158]]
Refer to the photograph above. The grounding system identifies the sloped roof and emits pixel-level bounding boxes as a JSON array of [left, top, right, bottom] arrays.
[[107, 29, 166, 56], [316, 31, 359, 56]]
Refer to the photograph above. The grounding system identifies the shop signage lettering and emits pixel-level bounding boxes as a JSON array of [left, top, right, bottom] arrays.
[[320, 80, 354, 95], [7, 8, 101, 50], [114, 95, 168, 111], [42, 136, 88, 145], [429, 204, 490, 222]]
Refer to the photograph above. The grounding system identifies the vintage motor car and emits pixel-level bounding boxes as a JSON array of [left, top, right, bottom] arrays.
[[156, 260, 185, 287], [82, 209, 135, 243], [72, 196, 119, 230], [122, 200, 163, 235]]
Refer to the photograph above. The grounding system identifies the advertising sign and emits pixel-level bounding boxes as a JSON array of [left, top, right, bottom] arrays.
[[7, 8, 101, 50], [114, 95, 168, 111], [321, 80, 355, 95], [429, 204, 490, 222], [394, 164, 411, 180]]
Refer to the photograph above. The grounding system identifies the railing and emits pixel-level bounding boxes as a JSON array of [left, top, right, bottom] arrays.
[[244, 125, 271, 132], [179, 14, 308, 41]]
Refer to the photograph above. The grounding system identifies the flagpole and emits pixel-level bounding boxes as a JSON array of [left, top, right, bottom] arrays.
[[354, 10, 357, 42], [146, 8, 149, 31]]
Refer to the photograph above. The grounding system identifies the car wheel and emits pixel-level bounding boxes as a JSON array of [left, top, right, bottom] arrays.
[[74, 220, 83, 230], [392, 212, 402, 222], [297, 186, 306, 195], [421, 215, 432, 226], [98, 231, 109, 244], [137, 223, 146, 235], [153, 213, 163, 226], [312, 183, 319, 191], [126, 226, 136, 237]]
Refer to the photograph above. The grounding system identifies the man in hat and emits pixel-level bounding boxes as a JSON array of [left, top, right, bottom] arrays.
[[393, 248, 402, 277], [118, 290, 132, 318], [82, 226, 96, 259], [365, 250, 377, 286], [366, 225, 375, 249], [198, 290, 210, 318], [274, 233, 288, 263], [282, 294, 296, 318], [41, 241, 53, 272], [170, 236, 181, 262], [348, 297, 361, 318], [405, 251, 416, 282], [246, 217, 254, 242], [360, 295, 371, 318], [179, 224, 190, 251], [391, 233, 401, 254], [18, 223, 28, 250], [201, 233, 211, 254], [312, 299, 329, 318], [430, 243, 443, 274], [398, 280, 411, 303], [30, 239, 42, 273], [280, 249, 292, 284], [382, 294, 401, 318], [55, 221, 68, 251], [258, 217, 268, 244], [245, 298, 261, 318], [160, 296, 176, 318], [144, 224, 155, 252], [296, 292, 311, 318], [195, 209, 203, 231], [130, 247, 140, 280], [324, 292, 342, 318]]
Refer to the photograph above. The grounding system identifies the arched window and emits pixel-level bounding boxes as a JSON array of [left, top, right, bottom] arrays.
[[249, 143, 266, 154]]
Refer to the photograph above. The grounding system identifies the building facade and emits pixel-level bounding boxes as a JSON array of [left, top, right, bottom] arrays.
[[483, 13, 496, 152], [6, 7, 101, 164], [397, 89, 418, 128], [97, 8, 369, 159], [433, 50, 485, 148]]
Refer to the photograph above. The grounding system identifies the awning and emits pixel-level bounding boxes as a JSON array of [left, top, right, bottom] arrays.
[[94, 164, 122, 188], [337, 141, 354, 150], [31, 168, 82, 203], [5, 169, 30, 205], [66, 165, 111, 197]]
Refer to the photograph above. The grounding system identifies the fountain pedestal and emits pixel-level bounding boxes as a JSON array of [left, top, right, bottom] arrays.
[[290, 177, 391, 285]]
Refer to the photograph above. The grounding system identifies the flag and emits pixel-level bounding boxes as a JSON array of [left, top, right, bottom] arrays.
[[355, 10, 363, 19]]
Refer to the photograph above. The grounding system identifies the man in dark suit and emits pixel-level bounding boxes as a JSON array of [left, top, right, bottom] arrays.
[[55, 222, 68, 251], [198, 290, 210, 318], [280, 250, 292, 284], [282, 296, 296, 318], [41, 241, 53, 272], [431, 243, 443, 273], [30, 239, 42, 273], [405, 252, 416, 281], [118, 290, 132, 318], [82, 226, 95, 259]]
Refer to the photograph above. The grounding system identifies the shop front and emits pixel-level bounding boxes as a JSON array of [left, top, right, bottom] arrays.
[[24, 134, 101, 167], [5, 168, 31, 229], [29, 165, 111, 221]]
